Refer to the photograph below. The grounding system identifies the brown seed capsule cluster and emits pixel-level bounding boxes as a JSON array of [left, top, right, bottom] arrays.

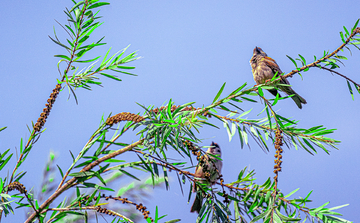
[[222, 192, 230, 204], [151, 105, 211, 118], [106, 112, 144, 126], [273, 129, 284, 182], [135, 203, 151, 220], [151, 105, 180, 114], [34, 84, 61, 132], [95, 206, 117, 216], [7, 181, 27, 194], [183, 140, 200, 156], [197, 154, 207, 168], [218, 177, 230, 204], [85, 194, 153, 222]]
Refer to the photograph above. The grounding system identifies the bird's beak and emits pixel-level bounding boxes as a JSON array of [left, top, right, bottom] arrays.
[[255, 46, 260, 53]]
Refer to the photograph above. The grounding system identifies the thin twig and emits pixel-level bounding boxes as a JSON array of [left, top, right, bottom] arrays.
[[319, 65, 360, 87], [283, 27, 360, 79]]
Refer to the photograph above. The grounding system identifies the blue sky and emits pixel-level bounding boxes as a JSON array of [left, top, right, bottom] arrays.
[[1, 1, 360, 222]]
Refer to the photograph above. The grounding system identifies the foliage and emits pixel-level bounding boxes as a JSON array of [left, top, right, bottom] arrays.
[[1, 1, 359, 223]]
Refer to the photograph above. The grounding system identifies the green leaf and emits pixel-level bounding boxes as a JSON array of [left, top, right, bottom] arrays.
[[355, 83, 360, 94], [117, 66, 135, 69], [240, 96, 257, 103], [347, 80, 354, 100], [87, 2, 110, 10], [327, 204, 349, 211], [340, 31, 345, 43], [74, 56, 100, 63], [265, 191, 271, 202], [284, 188, 299, 198], [74, 9, 81, 24], [56, 165, 64, 178], [305, 125, 324, 133], [118, 169, 141, 181], [101, 47, 112, 67], [237, 126, 244, 149], [48, 36, 71, 50], [54, 55, 71, 61], [257, 86, 264, 97], [241, 126, 248, 145], [286, 55, 297, 68], [227, 122, 237, 142], [69, 1, 85, 13], [104, 159, 125, 163], [343, 26, 350, 36], [237, 108, 252, 118], [298, 54, 306, 65], [265, 107, 272, 128], [302, 138, 317, 153], [351, 19, 359, 33], [250, 209, 270, 222], [219, 105, 231, 112], [115, 70, 138, 76], [328, 58, 337, 63], [230, 82, 247, 96], [302, 190, 313, 204], [163, 166, 169, 190], [65, 25, 76, 37], [82, 17, 94, 29], [272, 92, 279, 106], [69, 171, 95, 177], [276, 114, 296, 125], [83, 22, 102, 37], [66, 39, 74, 48], [100, 73, 122, 81], [78, 35, 89, 43], [167, 99, 173, 119], [273, 213, 282, 223], [0, 149, 10, 160], [165, 219, 181, 223], [94, 171, 106, 185], [0, 153, 12, 171], [334, 55, 347, 60], [312, 129, 335, 136], [77, 42, 106, 50], [275, 209, 301, 221], [234, 201, 241, 223], [76, 49, 87, 58], [311, 201, 329, 212], [20, 138, 24, 153], [212, 82, 226, 103]]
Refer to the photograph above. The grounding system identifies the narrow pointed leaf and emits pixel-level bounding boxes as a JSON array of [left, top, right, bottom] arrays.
[[212, 82, 226, 103]]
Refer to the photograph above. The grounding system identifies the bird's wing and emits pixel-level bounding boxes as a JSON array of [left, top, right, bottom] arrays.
[[263, 56, 290, 85], [263, 56, 282, 75]]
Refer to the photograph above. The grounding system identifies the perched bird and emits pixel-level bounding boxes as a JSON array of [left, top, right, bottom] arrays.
[[250, 46, 307, 109], [190, 142, 223, 213]]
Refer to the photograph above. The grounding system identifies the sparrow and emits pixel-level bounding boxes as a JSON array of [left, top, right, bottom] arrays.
[[250, 46, 307, 109], [190, 142, 223, 213]]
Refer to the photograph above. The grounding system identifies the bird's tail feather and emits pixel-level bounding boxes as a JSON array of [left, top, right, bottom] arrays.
[[291, 94, 306, 109], [190, 192, 203, 213], [281, 87, 307, 109]]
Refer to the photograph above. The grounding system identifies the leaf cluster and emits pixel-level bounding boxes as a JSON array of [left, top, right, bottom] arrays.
[[1, 2, 359, 223]]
